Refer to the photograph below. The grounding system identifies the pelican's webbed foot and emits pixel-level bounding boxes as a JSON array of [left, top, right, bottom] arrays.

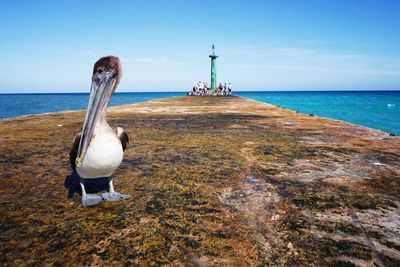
[[101, 180, 130, 202], [101, 192, 130, 201], [82, 194, 103, 207], [80, 183, 103, 207]]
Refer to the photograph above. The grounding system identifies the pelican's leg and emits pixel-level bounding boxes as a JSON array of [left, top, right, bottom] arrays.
[[101, 179, 130, 202], [80, 182, 103, 207]]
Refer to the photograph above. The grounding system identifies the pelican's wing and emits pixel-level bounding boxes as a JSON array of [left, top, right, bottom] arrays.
[[69, 132, 81, 172], [116, 127, 129, 151]]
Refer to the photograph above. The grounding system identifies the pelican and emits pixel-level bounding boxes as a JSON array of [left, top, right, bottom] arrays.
[[70, 56, 129, 207]]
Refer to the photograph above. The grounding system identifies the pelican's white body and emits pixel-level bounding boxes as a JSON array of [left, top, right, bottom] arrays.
[[76, 123, 123, 179]]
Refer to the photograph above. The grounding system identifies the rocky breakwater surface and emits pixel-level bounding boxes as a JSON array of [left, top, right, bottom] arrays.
[[0, 96, 399, 266]]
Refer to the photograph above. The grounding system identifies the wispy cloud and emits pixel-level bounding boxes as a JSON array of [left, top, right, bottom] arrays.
[[224, 44, 400, 77], [124, 57, 168, 63], [229, 63, 400, 76], [52, 50, 95, 56], [221, 41, 283, 54], [124, 56, 191, 66]]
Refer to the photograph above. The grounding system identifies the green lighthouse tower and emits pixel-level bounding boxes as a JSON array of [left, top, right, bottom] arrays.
[[209, 44, 218, 93]]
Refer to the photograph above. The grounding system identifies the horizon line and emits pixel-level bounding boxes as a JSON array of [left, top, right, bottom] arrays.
[[1, 89, 400, 95]]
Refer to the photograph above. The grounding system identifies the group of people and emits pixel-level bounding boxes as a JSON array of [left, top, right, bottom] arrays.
[[188, 81, 233, 96]]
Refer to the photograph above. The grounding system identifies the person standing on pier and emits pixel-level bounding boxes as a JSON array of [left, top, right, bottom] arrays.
[[218, 83, 223, 95], [228, 83, 232, 95], [198, 81, 204, 95]]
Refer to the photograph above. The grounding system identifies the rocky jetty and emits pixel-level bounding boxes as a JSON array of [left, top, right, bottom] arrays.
[[1, 96, 399, 266]]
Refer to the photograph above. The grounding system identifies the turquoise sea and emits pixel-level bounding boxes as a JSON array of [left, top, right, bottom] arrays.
[[237, 91, 400, 135], [0, 91, 399, 135]]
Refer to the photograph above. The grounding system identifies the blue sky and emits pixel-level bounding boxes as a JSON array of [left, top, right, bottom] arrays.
[[0, 0, 399, 92]]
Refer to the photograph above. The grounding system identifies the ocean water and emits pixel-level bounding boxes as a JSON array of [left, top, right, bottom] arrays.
[[0, 92, 184, 119], [0, 91, 399, 135], [237, 91, 400, 135]]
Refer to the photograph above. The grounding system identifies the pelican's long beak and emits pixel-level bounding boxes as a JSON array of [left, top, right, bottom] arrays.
[[75, 69, 117, 167]]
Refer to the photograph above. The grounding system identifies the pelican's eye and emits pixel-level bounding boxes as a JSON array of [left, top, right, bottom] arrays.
[[97, 68, 103, 74]]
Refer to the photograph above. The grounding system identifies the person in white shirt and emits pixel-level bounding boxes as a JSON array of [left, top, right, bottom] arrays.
[[228, 83, 232, 95], [198, 81, 204, 94]]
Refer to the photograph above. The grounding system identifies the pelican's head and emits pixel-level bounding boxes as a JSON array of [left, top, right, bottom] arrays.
[[75, 56, 122, 167], [92, 56, 122, 91]]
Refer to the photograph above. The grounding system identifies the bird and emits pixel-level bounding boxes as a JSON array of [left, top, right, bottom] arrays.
[[70, 56, 130, 207]]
